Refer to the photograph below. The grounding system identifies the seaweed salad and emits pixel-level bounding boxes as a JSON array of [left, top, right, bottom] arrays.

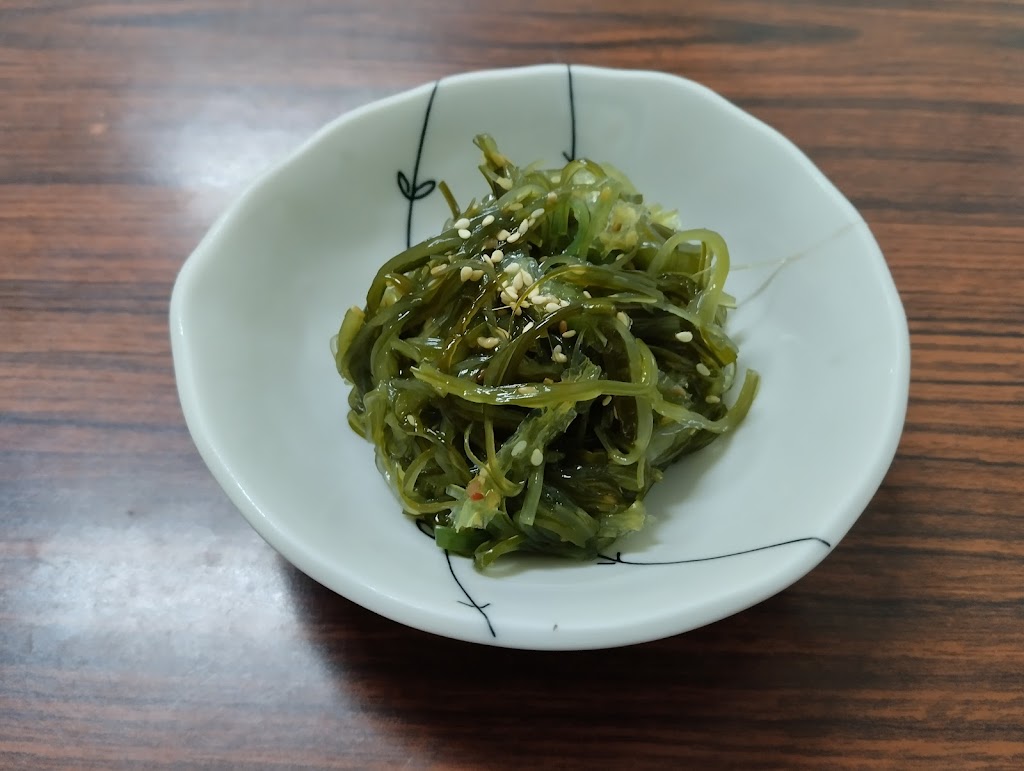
[[333, 135, 758, 568]]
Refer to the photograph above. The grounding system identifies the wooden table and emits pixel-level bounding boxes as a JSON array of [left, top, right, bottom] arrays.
[[3, 1, 1022, 768]]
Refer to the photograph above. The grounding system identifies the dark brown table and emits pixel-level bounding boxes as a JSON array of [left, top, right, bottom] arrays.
[[3, 1, 1023, 768]]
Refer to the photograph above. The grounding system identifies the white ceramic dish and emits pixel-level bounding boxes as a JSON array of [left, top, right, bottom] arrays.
[[170, 65, 909, 650]]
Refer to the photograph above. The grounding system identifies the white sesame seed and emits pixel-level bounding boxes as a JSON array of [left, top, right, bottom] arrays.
[[583, 290, 592, 299], [517, 219, 530, 235], [471, 269, 484, 281], [675, 331, 694, 343], [546, 191, 557, 203], [520, 300, 531, 308], [503, 262, 520, 275], [504, 284, 519, 300], [513, 305, 523, 316], [706, 395, 721, 404], [458, 228, 472, 239], [507, 202, 523, 211], [552, 344, 568, 364], [495, 176, 512, 190], [530, 449, 544, 466], [616, 311, 631, 327], [510, 274, 523, 292], [477, 336, 500, 349], [563, 329, 576, 338], [506, 231, 521, 244], [511, 440, 528, 457], [522, 321, 535, 333], [559, 299, 570, 308], [430, 264, 447, 275], [531, 208, 545, 219], [454, 217, 470, 229], [696, 363, 711, 376], [497, 229, 511, 240], [545, 301, 561, 314], [602, 395, 613, 406], [517, 385, 538, 395], [500, 290, 515, 306], [481, 214, 495, 227], [521, 270, 534, 286], [460, 266, 473, 282], [491, 248, 504, 262]]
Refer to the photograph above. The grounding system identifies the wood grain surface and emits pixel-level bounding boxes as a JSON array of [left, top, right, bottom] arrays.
[[2, 1, 1023, 768]]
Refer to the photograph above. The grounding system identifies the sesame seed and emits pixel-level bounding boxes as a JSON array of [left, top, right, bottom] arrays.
[[559, 299, 570, 308], [458, 228, 472, 239], [530, 449, 544, 466], [520, 300, 532, 308], [504, 284, 519, 300], [460, 266, 473, 282], [495, 176, 512, 190], [558, 320, 568, 334], [470, 269, 484, 281], [491, 248, 504, 262], [507, 202, 523, 211], [406, 414, 418, 426], [506, 231, 521, 244], [563, 329, 577, 338], [696, 363, 711, 376], [531, 208, 545, 219], [503, 262, 520, 275], [481, 214, 495, 227], [521, 270, 534, 286], [477, 336, 500, 349], [522, 321, 535, 333], [513, 305, 523, 316], [497, 229, 511, 240], [545, 301, 561, 314], [583, 290, 592, 299], [602, 395, 613, 406], [517, 385, 538, 395], [454, 217, 470, 229], [552, 344, 568, 364], [511, 440, 528, 457], [517, 219, 530, 235], [706, 395, 721, 404], [430, 264, 447, 275], [500, 290, 515, 306], [675, 331, 694, 343], [512, 273, 524, 292]]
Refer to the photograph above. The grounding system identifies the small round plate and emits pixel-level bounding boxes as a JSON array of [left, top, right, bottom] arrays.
[[170, 65, 909, 649]]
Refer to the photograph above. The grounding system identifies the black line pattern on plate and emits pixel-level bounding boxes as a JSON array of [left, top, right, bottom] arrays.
[[597, 537, 832, 566], [562, 64, 577, 162], [398, 80, 440, 248], [400, 68, 832, 640], [416, 520, 495, 637]]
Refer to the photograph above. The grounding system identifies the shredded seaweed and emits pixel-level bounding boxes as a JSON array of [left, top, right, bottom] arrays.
[[334, 135, 758, 568]]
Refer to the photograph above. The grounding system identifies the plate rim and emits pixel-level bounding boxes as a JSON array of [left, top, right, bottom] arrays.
[[170, 64, 910, 650]]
